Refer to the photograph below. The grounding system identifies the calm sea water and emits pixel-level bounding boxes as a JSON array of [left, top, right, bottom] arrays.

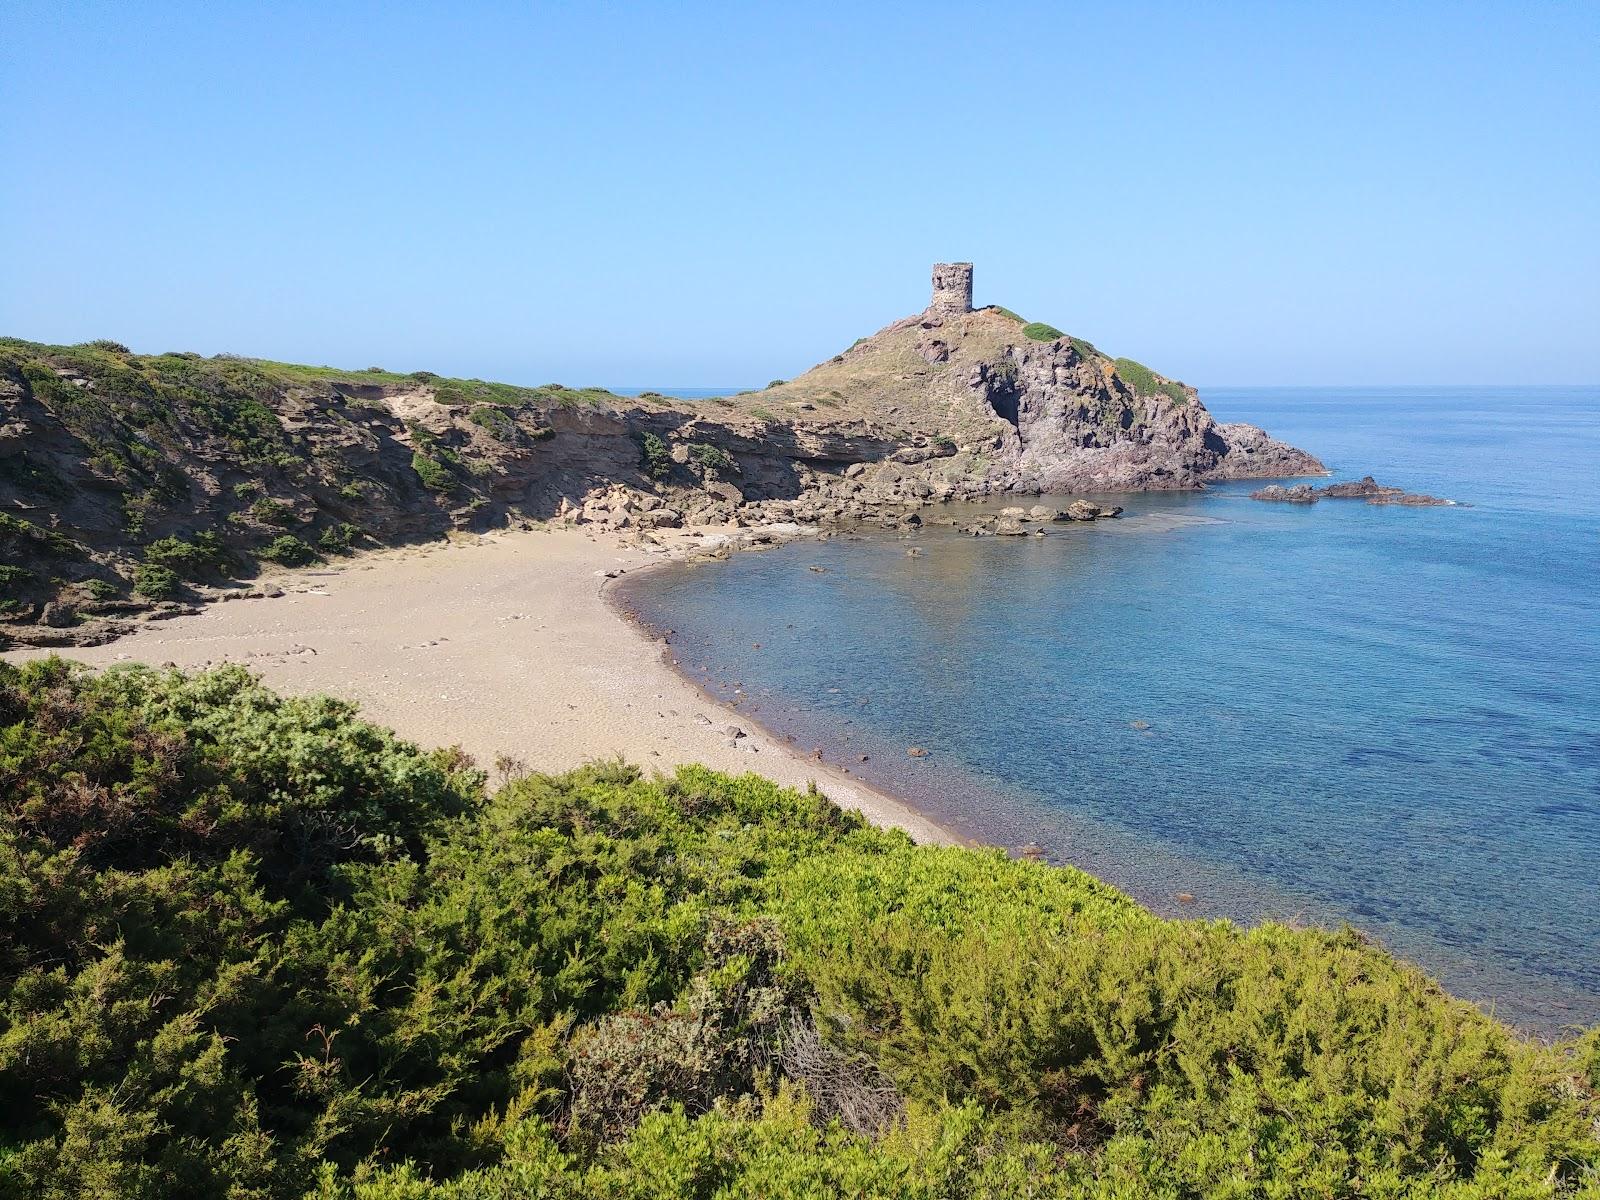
[[620, 387, 1600, 1032]]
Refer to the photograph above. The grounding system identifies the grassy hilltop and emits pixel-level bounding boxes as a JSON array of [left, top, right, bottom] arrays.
[[2, 659, 1596, 1198]]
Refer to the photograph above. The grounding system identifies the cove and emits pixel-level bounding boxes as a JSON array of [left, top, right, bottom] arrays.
[[619, 386, 1600, 1033]]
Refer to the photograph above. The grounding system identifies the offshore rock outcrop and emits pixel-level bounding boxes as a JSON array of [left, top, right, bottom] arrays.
[[1251, 475, 1455, 506]]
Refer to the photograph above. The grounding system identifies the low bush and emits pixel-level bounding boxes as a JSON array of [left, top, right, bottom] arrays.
[[0, 512, 83, 559], [688, 443, 737, 474], [131, 561, 179, 599], [638, 432, 672, 479], [467, 404, 517, 440], [1113, 357, 1189, 404], [0, 564, 34, 592], [410, 451, 455, 492], [0, 663, 1593, 1199], [317, 523, 362, 555], [258, 534, 317, 566], [143, 530, 229, 579], [1022, 321, 1066, 341], [248, 497, 297, 526]]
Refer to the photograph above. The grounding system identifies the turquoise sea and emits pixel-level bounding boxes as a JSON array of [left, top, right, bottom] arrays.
[[619, 387, 1600, 1033]]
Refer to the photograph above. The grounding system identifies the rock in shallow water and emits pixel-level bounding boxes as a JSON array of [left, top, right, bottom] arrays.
[[1251, 475, 1454, 506]]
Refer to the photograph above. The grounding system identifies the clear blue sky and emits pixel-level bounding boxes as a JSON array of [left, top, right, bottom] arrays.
[[3, 1, 1596, 387]]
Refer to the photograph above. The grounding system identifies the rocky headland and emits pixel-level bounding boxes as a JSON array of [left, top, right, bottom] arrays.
[[1, 265, 1324, 646]]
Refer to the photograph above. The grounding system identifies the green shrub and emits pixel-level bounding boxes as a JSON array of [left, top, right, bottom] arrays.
[[257, 534, 317, 566], [1113, 357, 1189, 404], [0, 664, 1593, 1199], [411, 451, 455, 492], [0, 512, 83, 558], [248, 496, 297, 526], [84, 578, 121, 600], [467, 405, 517, 440], [989, 305, 1025, 323], [143, 531, 228, 579], [766, 379, 786, 389], [317, 523, 361, 555], [638, 432, 671, 480], [132, 561, 179, 599], [80, 338, 132, 354], [688, 443, 737, 474], [1021, 321, 1065, 341], [0, 565, 36, 606], [566, 919, 801, 1146]]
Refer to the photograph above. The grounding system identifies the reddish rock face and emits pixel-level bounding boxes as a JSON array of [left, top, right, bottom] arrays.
[[963, 337, 1326, 493]]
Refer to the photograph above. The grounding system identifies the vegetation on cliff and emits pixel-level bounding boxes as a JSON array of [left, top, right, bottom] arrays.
[[0, 339, 656, 636], [2, 659, 1596, 1198]]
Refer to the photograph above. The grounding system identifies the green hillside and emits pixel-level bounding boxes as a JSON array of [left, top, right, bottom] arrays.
[[2, 659, 1596, 1197]]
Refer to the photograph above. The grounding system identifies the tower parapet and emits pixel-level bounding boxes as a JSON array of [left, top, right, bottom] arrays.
[[929, 262, 973, 315]]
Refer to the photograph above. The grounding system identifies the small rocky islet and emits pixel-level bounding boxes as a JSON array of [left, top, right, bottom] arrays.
[[5, 263, 1341, 647], [1250, 474, 1456, 506]]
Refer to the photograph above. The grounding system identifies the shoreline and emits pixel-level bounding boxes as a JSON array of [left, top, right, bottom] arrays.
[[0, 523, 960, 847], [4, 513, 1593, 1034], [602, 568, 973, 848], [604, 511, 1600, 1038]]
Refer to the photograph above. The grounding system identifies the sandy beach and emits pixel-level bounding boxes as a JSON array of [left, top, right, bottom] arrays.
[[2, 526, 954, 846]]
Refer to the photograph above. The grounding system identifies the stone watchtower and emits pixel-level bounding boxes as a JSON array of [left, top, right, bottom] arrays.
[[929, 262, 973, 316]]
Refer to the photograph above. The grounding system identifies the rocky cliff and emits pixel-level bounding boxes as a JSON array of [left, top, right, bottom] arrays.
[[0, 309, 1320, 642], [748, 305, 1322, 496]]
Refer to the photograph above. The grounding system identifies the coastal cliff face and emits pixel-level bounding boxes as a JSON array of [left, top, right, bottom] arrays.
[[0, 310, 1320, 641], [749, 305, 1322, 500]]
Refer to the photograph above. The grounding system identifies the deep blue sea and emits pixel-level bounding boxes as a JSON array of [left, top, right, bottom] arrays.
[[620, 387, 1600, 1032]]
